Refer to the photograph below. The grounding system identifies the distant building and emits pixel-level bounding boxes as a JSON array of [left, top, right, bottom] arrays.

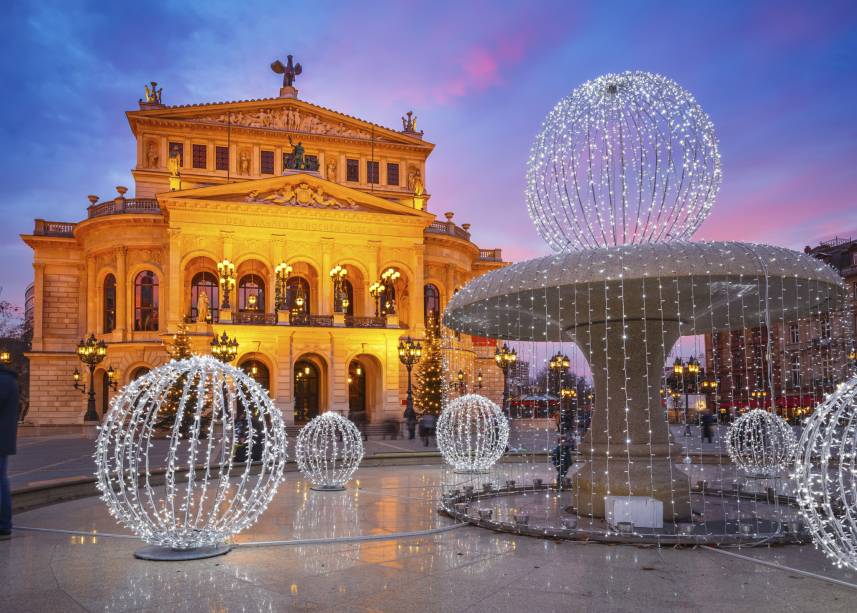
[[704, 236, 856, 421]]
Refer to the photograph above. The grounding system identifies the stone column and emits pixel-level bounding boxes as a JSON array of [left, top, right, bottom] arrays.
[[571, 319, 691, 520], [321, 238, 333, 315], [115, 247, 127, 340], [86, 256, 96, 334], [32, 263, 45, 351], [167, 228, 182, 328]]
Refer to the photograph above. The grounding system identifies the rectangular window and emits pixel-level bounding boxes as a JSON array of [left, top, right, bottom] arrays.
[[260, 150, 274, 174], [215, 146, 229, 171], [346, 158, 359, 182], [168, 142, 184, 165], [789, 323, 799, 344], [367, 161, 379, 184], [305, 155, 318, 171], [387, 163, 399, 186], [821, 316, 832, 340], [790, 355, 801, 387], [192, 144, 207, 169]]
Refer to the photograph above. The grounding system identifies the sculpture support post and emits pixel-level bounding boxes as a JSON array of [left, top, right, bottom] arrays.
[[571, 319, 691, 520]]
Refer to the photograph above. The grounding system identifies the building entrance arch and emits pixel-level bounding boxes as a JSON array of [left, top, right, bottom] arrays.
[[294, 355, 326, 423]]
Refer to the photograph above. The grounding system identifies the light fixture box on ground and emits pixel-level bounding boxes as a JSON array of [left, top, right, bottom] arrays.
[[604, 496, 664, 530]]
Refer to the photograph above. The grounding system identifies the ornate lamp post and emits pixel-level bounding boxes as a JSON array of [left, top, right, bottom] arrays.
[[369, 282, 384, 317], [217, 259, 236, 309], [274, 261, 292, 312], [380, 268, 401, 315], [210, 331, 239, 363], [456, 369, 467, 394], [494, 342, 517, 414], [398, 336, 422, 421], [73, 334, 109, 422], [477, 370, 483, 390], [670, 356, 701, 435], [330, 264, 349, 313], [548, 352, 570, 396]]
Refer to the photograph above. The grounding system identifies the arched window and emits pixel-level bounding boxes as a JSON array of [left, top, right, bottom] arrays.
[[103, 274, 116, 333], [294, 360, 320, 422], [238, 274, 265, 312], [134, 270, 159, 331], [287, 277, 311, 314], [342, 279, 354, 316], [424, 283, 440, 327], [130, 366, 150, 380], [240, 359, 270, 391], [191, 271, 219, 323]]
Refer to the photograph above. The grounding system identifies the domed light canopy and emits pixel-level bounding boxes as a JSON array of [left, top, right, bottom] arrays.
[[726, 408, 796, 476], [526, 71, 721, 252]]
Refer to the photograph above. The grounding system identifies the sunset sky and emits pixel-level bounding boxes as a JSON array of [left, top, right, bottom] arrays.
[[1, 0, 855, 307]]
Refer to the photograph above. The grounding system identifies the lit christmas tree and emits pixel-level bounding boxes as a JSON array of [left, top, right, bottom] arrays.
[[156, 322, 206, 435], [415, 314, 447, 415]]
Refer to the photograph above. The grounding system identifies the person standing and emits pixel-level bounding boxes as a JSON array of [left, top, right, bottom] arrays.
[[701, 410, 716, 444], [404, 407, 417, 440], [419, 412, 436, 447], [0, 363, 19, 539]]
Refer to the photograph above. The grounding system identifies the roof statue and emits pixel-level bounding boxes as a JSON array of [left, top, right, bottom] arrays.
[[272, 55, 302, 98], [139, 81, 164, 108]]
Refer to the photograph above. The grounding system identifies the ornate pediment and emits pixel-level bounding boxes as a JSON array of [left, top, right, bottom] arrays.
[[188, 107, 372, 139], [243, 183, 359, 210]]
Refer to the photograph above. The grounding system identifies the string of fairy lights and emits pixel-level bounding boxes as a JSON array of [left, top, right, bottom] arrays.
[[295, 411, 364, 490]]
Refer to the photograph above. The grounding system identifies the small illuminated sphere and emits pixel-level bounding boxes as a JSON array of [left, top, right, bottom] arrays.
[[794, 377, 857, 570], [437, 394, 509, 473], [296, 411, 364, 490], [526, 71, 721, 252], [726, 409, 796, 475], [95, 355, 288, 551]]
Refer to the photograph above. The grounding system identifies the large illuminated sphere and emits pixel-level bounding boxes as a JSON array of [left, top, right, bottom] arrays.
[[726, 409, 796, 476], [795, 377, 857, 570], [526, 71, 721, 252], [296, 411, 364, 490], [95, 355, 288, 551], [437, 394, 509, 473]]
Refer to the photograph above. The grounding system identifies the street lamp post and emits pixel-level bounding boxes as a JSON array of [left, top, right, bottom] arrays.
[[379, 268, 401, 315], [217, 259, 236, 310], [456, 369, 466, 394], [369, 282, 384, 317], [477, 370, 483, 390], [274, 261, 293, 312], [73, 334, 110, 422], [548, 352, 570, 396], [670, 356, 701, 436], [398, 336, 422, 422], [494, 342, 517, 415], [210, 331, 239, 363]]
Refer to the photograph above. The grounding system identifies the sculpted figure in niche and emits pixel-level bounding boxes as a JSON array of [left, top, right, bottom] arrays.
[[326, 159, 337, 181], [145, 141, 159, 168], [196, 290, 210, 323], [168, 154, 181, 177], [238, 150, 251, 175], [407, 167, 424, 196]]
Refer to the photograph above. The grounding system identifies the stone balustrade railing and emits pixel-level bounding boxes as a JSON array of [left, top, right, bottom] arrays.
[[87, 198, 161, 218], [33, 219, 76, 237]]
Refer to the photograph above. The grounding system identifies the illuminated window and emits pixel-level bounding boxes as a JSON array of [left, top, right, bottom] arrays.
[[134, 270, 158, 331], [238, 274, 265, 312], [191, 272, 219, 322], [286, 277, 310, 314], [424, 284, 440, 326], [192, 144, 207, 169], [103, 274, 116, 333]]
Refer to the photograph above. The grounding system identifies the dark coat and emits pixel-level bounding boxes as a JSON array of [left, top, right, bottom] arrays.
[[0, 366, 19, 455]]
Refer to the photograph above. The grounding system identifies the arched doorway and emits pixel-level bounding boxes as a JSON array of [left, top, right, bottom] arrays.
[[294, 360, 320, 423], [94, 369, 110, 418], [129, 366, 150, 381], [348, 360, 366, 415], [349, 354, 383, 423], [239, 359, 270, 391]]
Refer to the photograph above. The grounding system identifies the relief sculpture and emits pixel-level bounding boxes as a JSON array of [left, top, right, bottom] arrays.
[[190, 108, 372, 139], [244, 183, 357, 210]]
